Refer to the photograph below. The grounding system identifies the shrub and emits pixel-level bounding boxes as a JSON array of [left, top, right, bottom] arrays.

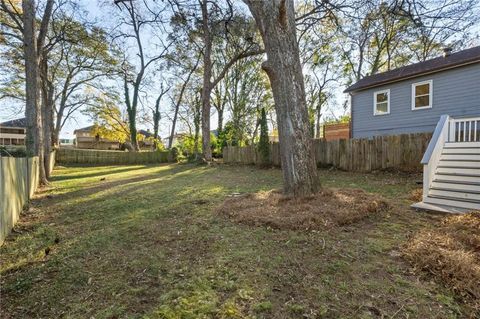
[[257, 108, 270, 166], [0, 146, 27, 157]]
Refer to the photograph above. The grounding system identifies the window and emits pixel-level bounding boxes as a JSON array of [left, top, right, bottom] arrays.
[[374, 89, 390, 115], [412, 80, 432, 110]]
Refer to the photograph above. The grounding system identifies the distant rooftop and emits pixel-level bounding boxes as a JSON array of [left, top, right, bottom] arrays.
[[74, 125, 95, 134], [344, 46, 480, 93], [138, 129, 154, 138], [0, 118, 27, 128]]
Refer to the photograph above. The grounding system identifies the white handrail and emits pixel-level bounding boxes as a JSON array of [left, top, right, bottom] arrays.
[[449, 116, 480, 142], [421, 114, 450, 164], [421, 114, 450, 202]]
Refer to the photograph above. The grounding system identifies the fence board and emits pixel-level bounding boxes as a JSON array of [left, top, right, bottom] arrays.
[[223, 132, 433, 173], [56, 148, 172, 165]]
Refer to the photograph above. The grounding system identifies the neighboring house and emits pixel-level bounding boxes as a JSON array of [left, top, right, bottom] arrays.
[[345, 46, 480, 138], [74, 125, 120, 150], [59, 138, 75, 148], [0, 118, 26, 146], [138, 129, 155, 149], [164, 133, 188, 147]]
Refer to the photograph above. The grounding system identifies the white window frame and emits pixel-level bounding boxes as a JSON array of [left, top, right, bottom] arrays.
[[373, 89, 390, 116], [411, 80, 433, 110]]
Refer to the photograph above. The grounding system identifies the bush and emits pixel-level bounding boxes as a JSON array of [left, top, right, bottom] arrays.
[[168, 147, 180, 162], [0, 146, 27, 157], [257, 108, 270, 166]]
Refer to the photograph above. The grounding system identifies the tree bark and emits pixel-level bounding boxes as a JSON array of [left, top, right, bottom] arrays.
[[22, 0, 47, 184], [22, 0, 39, 157], [243, 0, 320, 196], [22, 0, 54, 185], [217, 107, 224, 134], [200, 0, 213, 162], [40, 51, 54, 178], [153, 95, 161, 150]]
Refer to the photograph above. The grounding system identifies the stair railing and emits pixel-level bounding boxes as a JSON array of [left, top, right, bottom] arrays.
[[420, 115, 450, 202], [449, 117, 480, 142]]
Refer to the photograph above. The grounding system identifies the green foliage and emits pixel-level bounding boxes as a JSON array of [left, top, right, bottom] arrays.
[[257, 108, 270, 165], [324, 115, 351, 125], [0, 146, 27, 157], [175, 135, 196, 158], [84, 92, 130, 143]]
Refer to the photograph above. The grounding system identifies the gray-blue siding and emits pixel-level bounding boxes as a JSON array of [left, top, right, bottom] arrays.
[[351, 63, 480, 138]]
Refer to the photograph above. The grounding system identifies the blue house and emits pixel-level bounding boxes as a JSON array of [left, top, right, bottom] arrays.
[[345, 46, 480, 138], [346, 46, 480, 213]]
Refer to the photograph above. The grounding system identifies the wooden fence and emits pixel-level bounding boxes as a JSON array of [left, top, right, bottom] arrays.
[[324, 122, 351, 141], [56, 148, 173, 165], [0, 152, 56, 245], [223, 132, 433, 172]]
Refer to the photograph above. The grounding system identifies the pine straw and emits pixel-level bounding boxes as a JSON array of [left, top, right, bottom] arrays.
[[409, 188, 423, 202], [216, 188, 390, 231], [403, 212, 480, 312]]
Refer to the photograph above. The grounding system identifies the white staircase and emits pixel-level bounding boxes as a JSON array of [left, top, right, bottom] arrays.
[[412, 115, 480, 213]]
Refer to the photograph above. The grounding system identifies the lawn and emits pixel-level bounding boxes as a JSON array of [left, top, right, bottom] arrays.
[[0, 164, 471, 318]]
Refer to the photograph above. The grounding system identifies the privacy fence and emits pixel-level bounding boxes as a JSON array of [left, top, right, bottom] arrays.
[[0, 153, 55, 245], [223, 132, 433, 173], [56, 148, 173, 165]]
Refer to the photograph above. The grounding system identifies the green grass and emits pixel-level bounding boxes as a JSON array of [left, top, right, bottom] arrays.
[[0, 164, 467, 318]]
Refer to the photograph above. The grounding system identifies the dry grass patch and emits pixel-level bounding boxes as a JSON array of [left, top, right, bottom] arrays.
[[216, 188, 390, 231], [403, 212, 480, 313], [409, 188, 423, 202]]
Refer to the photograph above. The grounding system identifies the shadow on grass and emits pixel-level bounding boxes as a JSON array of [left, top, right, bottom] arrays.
[[0, 164, 465, 319], [50, 165, 155, 181]]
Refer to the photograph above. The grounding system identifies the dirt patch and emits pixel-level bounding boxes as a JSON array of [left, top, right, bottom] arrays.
[[216, 188, 390, 231], [403, 212, 480, 313]]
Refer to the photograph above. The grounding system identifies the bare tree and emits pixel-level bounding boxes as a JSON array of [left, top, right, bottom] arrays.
[[114, 0, 171, 151], [168, 54, 200, 149], [151, 83, 169, 149]]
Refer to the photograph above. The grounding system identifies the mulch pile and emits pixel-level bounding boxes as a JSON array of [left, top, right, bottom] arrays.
[[403, 212, 480, 312], [216, 188, 390, 231]]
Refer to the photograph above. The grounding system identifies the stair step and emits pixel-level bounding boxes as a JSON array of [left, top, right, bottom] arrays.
[[424, 196, 480, 210], [437, 160, 480, 168], [430, 181, 480, 193], [411, 201, 470, 214], [444, 142, 480, 148], [441, 154, 480, 161], [442, 148, 480, 154], [436, 167, 480, 176], [434, 176, 480, 184], [429, 189, 480, 201]]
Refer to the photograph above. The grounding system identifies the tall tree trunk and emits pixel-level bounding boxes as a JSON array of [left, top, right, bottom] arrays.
[[243, 0, 320, 196], [22, 0, 38, 157], [194, 112, 200, 156], [153, 108, 160, 150], [315, 91, 323, 139], [40, 52, 54, 178], [53, 113, 62, 148], [128, 110, 138, 151], [123, 74, 139, 151], [217, 107, 224, 133], [22, 0, 48, 184], [200, 0, 212, 162]]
